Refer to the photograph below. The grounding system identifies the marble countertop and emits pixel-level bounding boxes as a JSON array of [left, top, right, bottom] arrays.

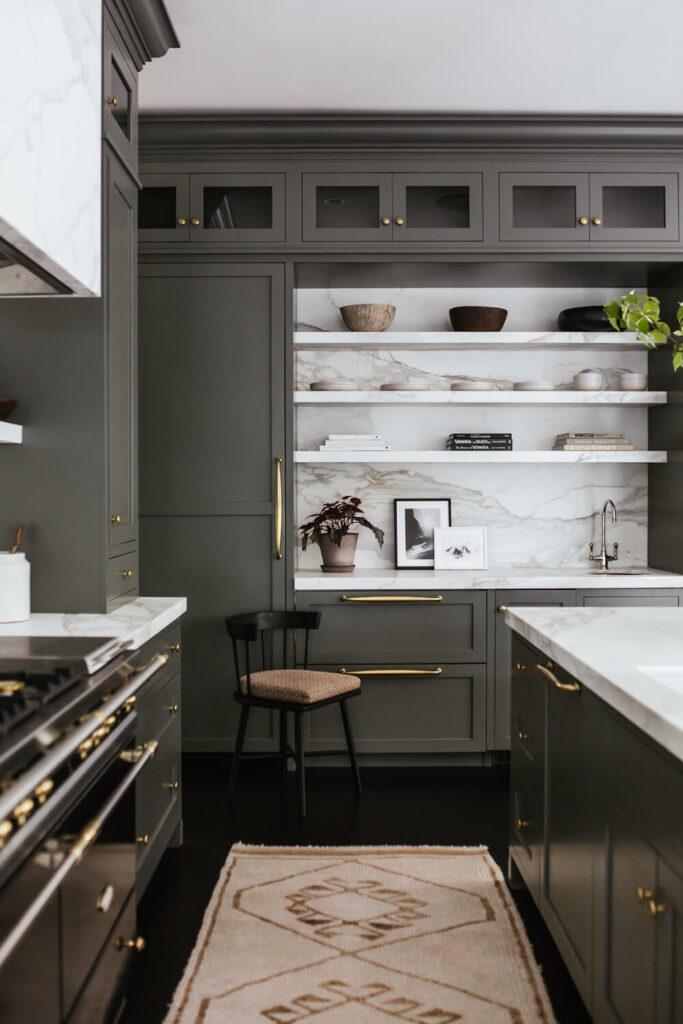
[[505, 606, 683, 762], [294, 568, 683, 591], [0, 597, 187, 650]]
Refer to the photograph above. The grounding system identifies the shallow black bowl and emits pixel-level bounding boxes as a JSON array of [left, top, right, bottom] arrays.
[[557, 306, 611, 332]]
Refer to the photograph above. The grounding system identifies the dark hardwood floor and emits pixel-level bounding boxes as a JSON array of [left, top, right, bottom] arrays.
[[123, 756, 591, 1024]]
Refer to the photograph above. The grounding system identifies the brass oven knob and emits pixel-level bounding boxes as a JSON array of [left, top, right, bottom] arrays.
[[579, 216, 588, 225], [0, 820, 13, 847], [191, 218, 200, 226], [116, 936, 146, 952], [381, 217, 391, 225], [110, 514, 121, 525], [106, 97, 118, 106], [395, 217, 405, 225], [593, 217, 602, 225], [34, 779, 54, 804], [177, 217, 187, 226], [12, 798, 35, 825]]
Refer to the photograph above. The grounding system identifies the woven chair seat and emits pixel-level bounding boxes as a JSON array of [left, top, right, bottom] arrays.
[[239, 668, 360, 705]]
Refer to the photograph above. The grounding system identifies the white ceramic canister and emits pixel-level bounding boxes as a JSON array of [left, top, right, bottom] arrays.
[[0, 552, 30, 622]]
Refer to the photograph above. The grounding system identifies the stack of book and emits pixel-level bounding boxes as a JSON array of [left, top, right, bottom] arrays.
[[447, 433, 513, 451], [319, 433, 391, 452], [553, 432, 634, 451]]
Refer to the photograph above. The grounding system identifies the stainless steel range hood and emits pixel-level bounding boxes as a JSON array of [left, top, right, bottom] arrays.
[[0, 238, 71, 296]]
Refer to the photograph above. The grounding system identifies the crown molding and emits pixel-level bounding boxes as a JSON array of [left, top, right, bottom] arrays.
[[107, 0, 179, 70]]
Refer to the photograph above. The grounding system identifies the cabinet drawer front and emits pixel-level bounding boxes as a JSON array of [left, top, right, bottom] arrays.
[[137, 672, 181, 746], [107, 550, 139, 601], [305, 664, 486, 753], [510, 637, 547, 713], [136, 715, 181, 848], [296, 591, 486, 663], [510, 781, 542, 900], [67, 895, 135, 1024], [511, 698, 543, 796]]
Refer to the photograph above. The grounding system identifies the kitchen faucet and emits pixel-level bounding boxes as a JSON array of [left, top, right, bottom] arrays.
[[589, 499, 618, 570]]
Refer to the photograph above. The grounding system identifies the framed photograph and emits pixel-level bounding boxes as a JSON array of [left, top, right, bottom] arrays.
[[394, 498, 451, 569], [433, 527, 488, 570]]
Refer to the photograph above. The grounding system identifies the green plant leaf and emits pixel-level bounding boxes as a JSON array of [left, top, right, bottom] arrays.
[[650, 330, 667, 345]]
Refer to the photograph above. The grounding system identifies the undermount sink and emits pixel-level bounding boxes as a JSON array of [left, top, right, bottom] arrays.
[[638, 665, 683, 693]]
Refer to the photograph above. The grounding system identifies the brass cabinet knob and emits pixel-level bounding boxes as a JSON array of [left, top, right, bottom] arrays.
[[34, 779, 54, 804], [136, 834, 149, 845], [579, 216, 589, 225], [115, 936, 145, 953], [166, 643, 181, 653], [191, 217, 200, 226], [381, 217, 391, 225], [106, 97, 118, 107], [12, 798, 34, 825], [635, 885, 653, 903], [593, 217, 602, 225], [516, 818, 531, 830], [0, 820, 13, 848], [97, 885, 115, 913], [515, 663, 528, 673], [177, 217, 187, 226], [395, 217, 405, 225], [166, 703, 179, 713], [498, 605, 508, 613], [517, 730, 529, 742], [120, 569, 133, 578], [647, 898, 666, 917], [164, 781, 179, 790], [111, 514, 121, 525]]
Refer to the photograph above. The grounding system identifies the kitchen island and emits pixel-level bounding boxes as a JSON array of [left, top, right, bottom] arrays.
[[504, 606, 683, 1024]]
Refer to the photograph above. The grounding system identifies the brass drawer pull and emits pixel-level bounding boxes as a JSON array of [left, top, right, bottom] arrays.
[[191, 217, 200, 226], [517, 730, 529, 742], [166, 703, 179, 713], [648, 898, 666, 917], [516, 818, 531, 830], [514, 662, 528, 672], [166, 643, 181, 653], [115, 936, 145, 953], [136, 834, 149, 845], [536, 663, 580, 693], [106, 96, 118, 107], [110, 514, 121, 525], [120, 569, 133, 578], [498, 605, 508, 613], [163, 781, 179, 790], [381, 216, 391, 225], [339, 667, 442, 676], [177, 217, 187, 226], [635, 885, 654, 903], [339, 594, 443, 603]]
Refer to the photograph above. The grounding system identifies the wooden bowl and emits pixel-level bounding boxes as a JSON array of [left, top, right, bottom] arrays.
[[340, 304, 396, 332], [0, 400, 17, 421], [449, 306, 508, 332]]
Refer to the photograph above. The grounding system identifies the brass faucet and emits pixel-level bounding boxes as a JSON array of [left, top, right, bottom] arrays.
[[589, 499, 618, 570]]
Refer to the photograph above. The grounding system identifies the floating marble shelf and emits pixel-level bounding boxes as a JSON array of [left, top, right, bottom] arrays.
[[293, 331, 641, 350], [294, 450, 667, 464], [295, 390, 666, 406], [0, 422, 22, 443]]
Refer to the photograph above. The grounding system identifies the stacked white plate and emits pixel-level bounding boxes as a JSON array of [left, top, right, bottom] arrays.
[[380, 381, 431, 391], [513, 381, 556, 391], [450, 381, 496, 391], [310, 380, 357, 391]]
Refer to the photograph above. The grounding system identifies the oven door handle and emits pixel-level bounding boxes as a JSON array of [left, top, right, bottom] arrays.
[[0, 737, 157, 972]]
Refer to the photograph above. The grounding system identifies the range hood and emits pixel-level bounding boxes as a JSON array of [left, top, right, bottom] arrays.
[[0, 238, 71, 297]]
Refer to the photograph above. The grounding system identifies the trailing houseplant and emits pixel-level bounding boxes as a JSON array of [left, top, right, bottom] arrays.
[[604, 291, 683, 370], [299, 496, 384, 573]]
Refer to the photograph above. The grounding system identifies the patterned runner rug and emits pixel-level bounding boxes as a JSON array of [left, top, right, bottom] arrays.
[[164, 844, 557, 1023]]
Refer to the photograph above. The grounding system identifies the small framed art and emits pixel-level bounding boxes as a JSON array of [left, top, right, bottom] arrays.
[[433, 527, 488, 570], [394, 498, 451, 569]]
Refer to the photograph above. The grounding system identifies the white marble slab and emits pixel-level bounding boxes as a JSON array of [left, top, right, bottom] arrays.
[[0, 422, 22, 444], [295, 451, 665, 463], [0, 597, 187, 650], [295, 568, 683, 591], [294, 332, 641, 350], [504, 606, 683, 762], [295, 391, 665, 406]]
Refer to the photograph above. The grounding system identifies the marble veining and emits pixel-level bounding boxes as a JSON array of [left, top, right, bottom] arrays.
[[0, 597, 187, 650], [0, 0, 101, 294], [505, 606, 683, 762]]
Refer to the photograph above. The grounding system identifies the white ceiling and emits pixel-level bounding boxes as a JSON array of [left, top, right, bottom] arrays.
[[140, 0, 683, 115]]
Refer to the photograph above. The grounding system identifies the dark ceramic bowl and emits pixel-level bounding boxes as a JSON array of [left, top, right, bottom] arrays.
[[0, 400, 17, 421], [449, 306, 508, 332], [557, 306, 611, 332]]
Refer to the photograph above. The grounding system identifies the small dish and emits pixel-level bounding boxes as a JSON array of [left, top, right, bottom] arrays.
[[450, 381, 496, 391], [513, 381, 555, 391], [617, 371, 648, 391], [380, 381, 431, 391], [310, 380, 358, 391], [340, 304, 396, 332], [572, 371, 604, 391]]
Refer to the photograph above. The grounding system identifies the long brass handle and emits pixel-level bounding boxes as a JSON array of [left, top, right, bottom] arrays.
[[274, 457, 283, 560], [536, 663, 581, 692], [339, 667, 442, 676], [339, 594, 443, 603]]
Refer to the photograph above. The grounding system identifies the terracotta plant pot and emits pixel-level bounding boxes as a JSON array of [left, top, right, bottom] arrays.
[[318, 533, 358, 573]]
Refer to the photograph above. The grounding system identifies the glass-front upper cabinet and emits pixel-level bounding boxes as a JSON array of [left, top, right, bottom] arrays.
[[138, 174, 286, 243], [500, 171, 679, 243], [103, 16, 138, 174], [302, 172, 483, 242]]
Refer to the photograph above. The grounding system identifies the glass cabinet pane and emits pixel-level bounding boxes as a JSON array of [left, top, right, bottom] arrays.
[[110, 60, 131, 139], [512, 185, 577, 228], [315, 186, 380, 229], [202, 187, 272, 230], [405, 185, 470, 228], [601, 185, 665, 228], [139, 187, 177, 230]]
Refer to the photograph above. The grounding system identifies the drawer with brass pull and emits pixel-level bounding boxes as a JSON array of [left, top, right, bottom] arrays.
[[107, 550, 139, 602], [135, 715, 181, 861], [135, 672, 181, 753], [510, 781, 542, 900], [510, 700, 543, 797], [296, 590, 486, 664]]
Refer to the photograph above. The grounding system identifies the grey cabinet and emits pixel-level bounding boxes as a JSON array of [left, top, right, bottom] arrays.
[[103, 10, 138, 176], [138, 262, 287, 752], [578, 588, 681, 608], [139, 173, 286, 243], [301, 171, 483, 243], [500, 171, 678, 244]]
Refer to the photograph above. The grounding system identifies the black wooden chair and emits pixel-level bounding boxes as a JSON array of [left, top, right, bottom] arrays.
[[225, 610, 362, 817]]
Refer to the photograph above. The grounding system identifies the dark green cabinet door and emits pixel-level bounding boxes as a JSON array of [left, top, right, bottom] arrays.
[[103, 13, 138, 176], [189, 173, 286, 242], [302, 172, 393, 242], [493, 591, 576, 749], [392, 173, 483, 242], [589, 173, 679, 243], [138, 173, 190, 241], [500, 172, 590, 242], [656, 859, 683, 1024], [594, 801, 658, 1024], [579, 589, 681, 608], [106, 150, 138, 553]]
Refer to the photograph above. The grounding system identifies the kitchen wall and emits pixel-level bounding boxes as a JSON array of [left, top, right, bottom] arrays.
[[295, 288, 649, 571], [0, 1, 101, 295]]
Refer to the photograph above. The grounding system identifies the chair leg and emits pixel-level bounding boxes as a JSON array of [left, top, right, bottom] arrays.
[[228, 704, 250, 797], [340, 699, 362, 794], [295, 711, 306, 818], [279, 710, 288, 775]]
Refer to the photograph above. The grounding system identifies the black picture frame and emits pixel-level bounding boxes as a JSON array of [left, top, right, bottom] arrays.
[[394, 498, 452, 569]]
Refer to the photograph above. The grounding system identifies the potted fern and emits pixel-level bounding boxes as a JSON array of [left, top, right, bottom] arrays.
[[299, 495, 384, 573]]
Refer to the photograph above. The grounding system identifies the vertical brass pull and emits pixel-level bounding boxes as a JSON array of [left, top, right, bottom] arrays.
[[274, 457, 283, 560]]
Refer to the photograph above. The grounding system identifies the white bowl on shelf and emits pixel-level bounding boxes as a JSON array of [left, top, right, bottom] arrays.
[[513, 380, 556, 391], [572, 371, 604, 391], [618, 371, 648, 391], [310, 380, 358, 391], [380, 381, 431, 391], [450, 380, 496, 391]]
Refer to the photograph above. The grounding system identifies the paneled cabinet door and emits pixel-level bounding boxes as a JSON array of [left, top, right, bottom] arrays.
[[392, 173, 483, 241], [188, 173, 286, 242], [302, 172, 394, 242], [500, 173, 590, 241], [493, 591, 576, 749], [138, 173, 190, 241], [103, 14, 138, 175], [106, 150, 137, 552], [589, 173, 679, 243], [656, 859, 683, 1024]]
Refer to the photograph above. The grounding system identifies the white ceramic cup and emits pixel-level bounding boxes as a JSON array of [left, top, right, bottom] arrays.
[[0, 552, 31, 622], [618, 371, 648, 391]]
